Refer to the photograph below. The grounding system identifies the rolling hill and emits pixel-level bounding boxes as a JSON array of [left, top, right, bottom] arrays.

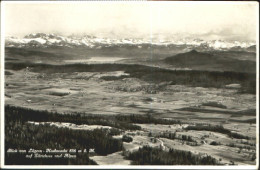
[[164, 50, 256, 73]]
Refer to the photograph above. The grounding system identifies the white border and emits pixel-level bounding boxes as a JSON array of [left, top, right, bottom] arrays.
[[0, 1, 259, 169], [255, 1, 259, 169], [0, 0, 6, 168]]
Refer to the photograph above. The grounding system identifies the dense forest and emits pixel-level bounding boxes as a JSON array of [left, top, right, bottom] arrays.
[[5, 105, 125, 165], [125, 146, 220, 165], [5, 105, 182, 130], [5, 119, 122, 165], [5, 121, 123, 154]]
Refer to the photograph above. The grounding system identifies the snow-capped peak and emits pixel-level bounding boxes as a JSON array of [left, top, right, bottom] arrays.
[[5, 33, 255, 51]]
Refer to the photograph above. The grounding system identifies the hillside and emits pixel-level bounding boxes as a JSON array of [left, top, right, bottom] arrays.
[[164, 50, 256, 73]]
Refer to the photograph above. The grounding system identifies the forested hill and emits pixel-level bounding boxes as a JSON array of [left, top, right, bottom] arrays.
[[164, 50, 256, 73]]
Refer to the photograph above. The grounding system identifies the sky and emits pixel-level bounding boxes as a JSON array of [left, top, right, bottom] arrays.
[[3, 1, 258, 42]]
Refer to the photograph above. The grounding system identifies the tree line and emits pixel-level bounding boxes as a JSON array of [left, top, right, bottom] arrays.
[[125, 146, 220, 165], [185, 124, 250, 140]]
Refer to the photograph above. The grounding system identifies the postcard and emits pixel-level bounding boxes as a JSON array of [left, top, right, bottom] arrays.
[[0, 1, 258, 169]]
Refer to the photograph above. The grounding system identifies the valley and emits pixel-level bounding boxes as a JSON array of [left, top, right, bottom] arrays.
[[4, 42, 257, 166]]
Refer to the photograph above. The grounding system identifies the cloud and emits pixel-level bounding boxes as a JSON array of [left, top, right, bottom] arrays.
[[3, 2, 258, 41], [198, 26, 256, 41]]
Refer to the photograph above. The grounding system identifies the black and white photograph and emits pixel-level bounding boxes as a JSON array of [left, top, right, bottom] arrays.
[[0, 1, 259, 169]]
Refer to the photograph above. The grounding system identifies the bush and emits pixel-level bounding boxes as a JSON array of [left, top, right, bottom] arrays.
[[210, 141, 221, 145], [122, 135, 133, 143]]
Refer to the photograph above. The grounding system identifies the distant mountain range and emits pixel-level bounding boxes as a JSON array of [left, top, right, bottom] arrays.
[[5, 33, 256, 52], [164, 50, 256, 73]]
